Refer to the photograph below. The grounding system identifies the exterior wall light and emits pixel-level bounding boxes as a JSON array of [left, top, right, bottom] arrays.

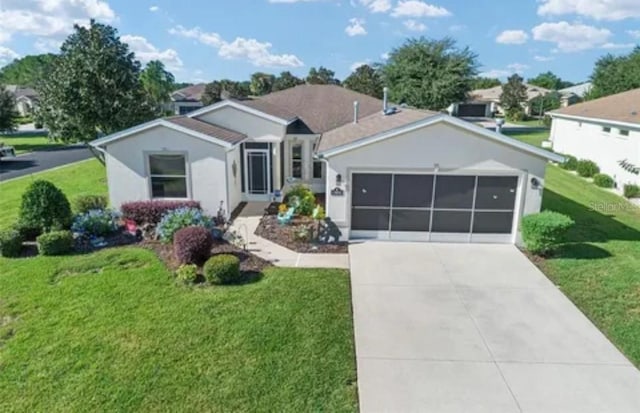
[[336, 174, 343, 186], [531, 177, 540, 189]]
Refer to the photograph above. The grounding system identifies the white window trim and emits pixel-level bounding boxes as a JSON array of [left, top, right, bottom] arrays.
[[312, 141, 325, 180], [290, 142, 303, 179], [145, 151, 192, 200]]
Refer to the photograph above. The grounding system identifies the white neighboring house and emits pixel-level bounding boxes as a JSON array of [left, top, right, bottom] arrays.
[[168, 83, 206, 115], [90, 84, 561, 244], [558, 82, 592, 107], [550, 88, 640, 188], [449, 84, 551, 118]]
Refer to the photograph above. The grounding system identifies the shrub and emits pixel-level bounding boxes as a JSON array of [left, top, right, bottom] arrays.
[[19, 180, 72, 234], [203, 254, 241, 285], [12, 221, 41, 241], [176, 264, 199, 284], [286, 184, 316, 216], [521, 211, 574, 256], [576, 159, 600, 178], [173, 226, 213, 265], [37, 230, 74, 256], [156, 207, 213, 243], [73, 195, 108, 214], [505, 106, 525, 122], [624, 184, 640, 199], [593, 173, 615, 188], [121, 200, 201, 225], [560, 155, 578, 171], [71, 209, 120, 237], [0, 230, 23, 258], [542, 115, 552, 128]]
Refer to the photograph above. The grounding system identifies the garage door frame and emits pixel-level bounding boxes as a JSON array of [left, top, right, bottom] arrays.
[[457, 103, 489, 118], [348, 167, 526, 244]]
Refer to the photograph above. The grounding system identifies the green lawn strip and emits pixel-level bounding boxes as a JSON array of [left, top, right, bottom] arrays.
[[503, 129, 550, 147], [0, 135, 64, 154], [0, 248, 357, 412], [0, 159, 107, 231], [541, 165, 640, 366], [507, 119, 549, 128]]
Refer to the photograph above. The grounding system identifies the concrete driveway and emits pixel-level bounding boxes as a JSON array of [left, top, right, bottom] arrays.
[[350, 242, 640, 413]]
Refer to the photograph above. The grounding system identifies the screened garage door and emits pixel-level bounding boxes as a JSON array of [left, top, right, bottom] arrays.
[[350, 173, 519, 243], [457, 104, 488, 118]]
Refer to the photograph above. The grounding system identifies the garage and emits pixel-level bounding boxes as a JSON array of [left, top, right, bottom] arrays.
[[350, 172, 519, 243], [457, 103, 489, 118]]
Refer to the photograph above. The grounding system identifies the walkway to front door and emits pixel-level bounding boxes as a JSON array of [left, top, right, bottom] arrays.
[[350, 241, 640, 413]]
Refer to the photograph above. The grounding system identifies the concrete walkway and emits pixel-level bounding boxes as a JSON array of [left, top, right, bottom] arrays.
[[229, 203, 349, 269], [350, 241, 640, 413]]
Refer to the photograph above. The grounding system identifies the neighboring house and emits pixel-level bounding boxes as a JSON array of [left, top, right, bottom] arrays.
[[550, 88, 640, 189], [169, 83, 206, 115], [91, 84, 561, 244], [558, 82, 592, 107], [6, 85, 39, 116], [449, 84, 551, 118]]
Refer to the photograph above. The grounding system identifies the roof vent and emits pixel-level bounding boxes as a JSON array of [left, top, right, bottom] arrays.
[[384, 106, 398, 116], [632, 111, 638, 116], [383, 87, 389, 113], [353, 101, 359, 124]]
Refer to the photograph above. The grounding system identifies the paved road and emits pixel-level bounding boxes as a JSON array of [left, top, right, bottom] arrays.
[[350, 241, 640, 413], [0, 146, 93, 182]]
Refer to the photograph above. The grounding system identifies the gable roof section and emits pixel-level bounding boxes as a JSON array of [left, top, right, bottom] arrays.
[[469, 83, 551, 103], [551, 88, 640, 127], [187, 99, 297, 125], [256, 84, 384, 133], [171, 83, 206, 102], [318, 113, 563, 163], [90, 116, 246, 149]]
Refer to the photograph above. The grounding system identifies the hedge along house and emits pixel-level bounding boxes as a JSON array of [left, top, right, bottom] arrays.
[[91, 84, 562, 244]]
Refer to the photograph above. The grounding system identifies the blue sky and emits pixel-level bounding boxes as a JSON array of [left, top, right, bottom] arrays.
[[1, 0, 639, 84]]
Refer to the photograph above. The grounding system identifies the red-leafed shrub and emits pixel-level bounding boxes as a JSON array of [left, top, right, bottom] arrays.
[[173, 226, 213, 265], [121, 200, 201, 225]]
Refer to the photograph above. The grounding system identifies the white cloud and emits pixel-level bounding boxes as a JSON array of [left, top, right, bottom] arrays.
[[345, 18, 367, 36], [391, 1, 451, 18], [0, 46, 19, 66], [479, 63, 528, 79], [534, 55, 555, 62], [496, 30, 529, 45], [601, 42, 635, 50], [149, 6, 159, 12], [218, 37, 304, 67], [507, 63, 529, 73], [169, 25, 224, 47], [403, 19, 427, 32], [358, 0, 392, 13], [381, 52, 390, 60], [121, 35, 183, 71], [538, 0, 640, 21], [34, 38, 62, 53], [628, 30, 640, 39], [532, 21, 612, 52]]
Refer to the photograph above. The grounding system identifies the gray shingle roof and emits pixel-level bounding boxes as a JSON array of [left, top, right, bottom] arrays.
[[231, 98, 298, 123], [551, 88, 640, 125], [166, 116, 246, 144]]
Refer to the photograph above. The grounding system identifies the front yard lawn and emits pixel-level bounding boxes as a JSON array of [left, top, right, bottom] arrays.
[[541, 165, 640, 366], [0, 134, 64, 154], [0, 248, 357, 412], [503, 129, 550, 147], [0, 159, 106, 231]]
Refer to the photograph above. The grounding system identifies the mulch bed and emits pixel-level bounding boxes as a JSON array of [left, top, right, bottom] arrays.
[[255, 206, 348, 254]]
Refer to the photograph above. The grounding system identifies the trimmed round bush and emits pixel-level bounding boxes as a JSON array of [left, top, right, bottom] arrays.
[[156, 207, 213, 243], [73, 195, 108, 214], [72, 209, 120, 237], [624, 184, 640, 199], [176, 264, 199, 284], [576, 159, 600, 178], [173, 226, 213, 265], [37, 230, 74, 256], [0, 229, 23, 258], [203, 254, 241, 285], [593, 173, 615, 188], [521, 211, 574, 256], [560, 155, 578, 171], [19, 180, 72, 235]]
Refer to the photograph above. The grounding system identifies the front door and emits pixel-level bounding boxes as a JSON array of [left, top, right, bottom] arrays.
[[245, 149, 271, 195]]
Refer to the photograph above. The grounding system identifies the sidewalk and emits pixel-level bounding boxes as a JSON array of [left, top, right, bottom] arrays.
[[230, 203, 349, 269]]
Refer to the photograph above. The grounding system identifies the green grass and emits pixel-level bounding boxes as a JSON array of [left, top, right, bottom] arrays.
[[0, 134, 64, 154], [0, 248, 357, 412], [0, 159, 107, 231], [541, 165, 640, 366], [503, 130, 550, 147], [507, 118, 549, 128]]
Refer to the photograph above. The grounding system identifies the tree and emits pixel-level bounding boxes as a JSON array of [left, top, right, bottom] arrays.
[[588, 48, 640, 99], [528, 71, 574, 90], [529, 91, 561, 116], [0, 54, 57, 86], [37, 21, 153, 143], [140, 60, 175, 114], [381, 37, 478, 110], [0, 85, 18, 132], [343, 64, 384, 99], [202, 80, 249, 105], [306, 67, 340, 85], [202, 81, 222, 105], [273, 71, 304, 92], [250, 72, 275, 96], [500, 74, 528, 120], [471, 77, 501, 90]]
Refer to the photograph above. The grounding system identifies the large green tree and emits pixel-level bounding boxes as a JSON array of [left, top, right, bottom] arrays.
[[0, 54, 57, 86], [306, 67, 340, 85], [37, 21, 153, 142], [588, 48, 640, 99], [273, 71, 304, 92], [202, 79, 249, 104], [140, 60, 175, 114], [343, 64, 384, 99], [381, 37, 478, 110], [471, 77, 501, 90], [528, 71, 574, 90], [0, 85, 18, 132], [250, 72, 275, 96], [529, 91, 562, 116], [500, 74, 528, 120]]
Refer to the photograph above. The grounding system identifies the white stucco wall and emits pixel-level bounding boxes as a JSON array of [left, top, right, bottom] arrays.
[[194, 106, 286, 139], [103, 125, 231, 216], [551, 117, 640, 187], [324, 122, 548, 241], [226, 146, 242, 214]]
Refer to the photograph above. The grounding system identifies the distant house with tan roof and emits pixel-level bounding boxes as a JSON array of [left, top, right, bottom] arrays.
[[169, 83, 206, 115], [550, 88, 640, 188], [449, 84, 551, 118]]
